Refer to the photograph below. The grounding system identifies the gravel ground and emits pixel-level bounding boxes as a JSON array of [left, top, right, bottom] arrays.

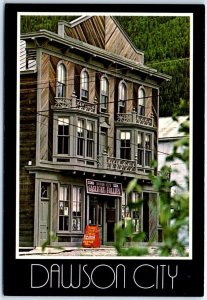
[[19, 246, 189, 257]]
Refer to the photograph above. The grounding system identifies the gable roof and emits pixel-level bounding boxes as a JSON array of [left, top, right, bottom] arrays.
[[58, 15, 144, 64]]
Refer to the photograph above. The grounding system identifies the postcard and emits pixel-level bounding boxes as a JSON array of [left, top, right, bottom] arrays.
[[3, 3, 205, 296]]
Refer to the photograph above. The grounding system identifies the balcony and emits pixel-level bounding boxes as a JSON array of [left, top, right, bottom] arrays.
[[116, 110, 154, 127], [54, 92, 97, 114], [97, 152, 153, 175]]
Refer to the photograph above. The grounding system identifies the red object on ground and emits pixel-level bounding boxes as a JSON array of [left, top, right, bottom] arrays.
[[82, 225, 100, 248]]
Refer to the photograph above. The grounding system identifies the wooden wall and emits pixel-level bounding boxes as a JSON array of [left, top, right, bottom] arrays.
[[19, 73, 37, 247], [64, 16, 143, 64]]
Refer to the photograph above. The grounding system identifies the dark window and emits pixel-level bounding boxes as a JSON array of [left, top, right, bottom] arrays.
[[120, 131, 131, 159], [137, 132, 144, 166], [145, 134, 152, 167], [100, 77, 109, 112], [119, 82, 127, 113], [77, 119, 95, 158], [81, 70, 89, 101], [57, 64, 66, 97], [57, 118, 70, 154], [77, 119, 84, 156], [138, 88, 145, 116], [86, 121, 94, 158]]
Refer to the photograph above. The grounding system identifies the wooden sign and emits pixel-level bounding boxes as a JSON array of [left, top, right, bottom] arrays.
[[86, 179, 122, 197], [82, 225, 100, 248]]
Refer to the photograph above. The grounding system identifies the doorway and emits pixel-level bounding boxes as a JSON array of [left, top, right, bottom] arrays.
[[89, 196, 119, 245]]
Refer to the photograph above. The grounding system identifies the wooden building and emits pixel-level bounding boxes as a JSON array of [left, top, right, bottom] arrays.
[[19, 16, 170, 248]]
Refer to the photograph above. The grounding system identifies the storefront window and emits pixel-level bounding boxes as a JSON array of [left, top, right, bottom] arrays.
[[58, 185, 84, 232]]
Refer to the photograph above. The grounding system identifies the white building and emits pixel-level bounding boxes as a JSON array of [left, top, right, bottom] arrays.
[[158, 116, 189, 195]]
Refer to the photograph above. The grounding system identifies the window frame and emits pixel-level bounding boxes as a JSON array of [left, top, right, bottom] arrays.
[[118, 81, 127, 113], [120, 130, 131, 160], [76, 118, 95, 159], [57, 117, 70, 155], [100, 76, 109, 113], [56, 62, 67, 98], [138, 87, 145, 116], [136, 131, 153, 167], [80, 69, 89, 101], [58, 184, 84, 233]]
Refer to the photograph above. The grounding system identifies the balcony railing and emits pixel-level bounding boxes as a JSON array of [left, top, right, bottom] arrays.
[[98, 152, 154, 174], [54, 92, 97, 114], [116, 111, 154, 127]]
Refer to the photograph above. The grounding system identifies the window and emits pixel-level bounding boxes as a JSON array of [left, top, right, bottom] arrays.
[[77, 119, 85, 156], [100, 77, 109, 112], [77, 119, 95, 158], [137, 132, 153, 167], [137, 132, 144, 166], [119, 81, 127, 113], [120, 131, 131, 160], [41, 182, 50, 200], [59, 186, 70, 231], [57, 118, 70, 154], [145, 134, 152, 166], [81, 70, 89, 101], [72, 186, 83, 231], [58, 185, 83, 232], [138, 88, 145, 116], [57, 63, 66, 97], [86, 121, 94, 158]]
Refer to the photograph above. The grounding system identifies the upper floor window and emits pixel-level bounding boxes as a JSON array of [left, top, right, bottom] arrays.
[[145, 134, 152, 167], [120, 131, 131, 160], [100, 76, 109, 112], [57, 63, 66, 97], [119, 81, 127, 113], [57, 118, 70, 155], [77, 119, 95, 158], [81, 69, 89, 101], [137, 132, 152, 167], [138, 87, 145, 116]]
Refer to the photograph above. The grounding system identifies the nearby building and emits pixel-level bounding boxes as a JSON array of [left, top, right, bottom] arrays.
[[158, 116, 189, 195], [19, 15, 170, 248]]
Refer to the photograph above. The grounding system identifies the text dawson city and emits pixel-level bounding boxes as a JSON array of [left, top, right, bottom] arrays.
[[31, 263, 178, 290]]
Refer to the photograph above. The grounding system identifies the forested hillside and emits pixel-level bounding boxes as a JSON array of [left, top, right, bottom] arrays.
[[21, 15, 190, 117]]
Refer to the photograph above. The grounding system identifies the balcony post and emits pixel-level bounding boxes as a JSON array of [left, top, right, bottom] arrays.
[[71, 90, 77, 108], [132, 107, 137, 123], [102, 149, 108, 169]]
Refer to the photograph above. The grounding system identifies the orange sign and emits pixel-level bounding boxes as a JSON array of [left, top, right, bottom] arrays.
[[82, 225, 100, 248]]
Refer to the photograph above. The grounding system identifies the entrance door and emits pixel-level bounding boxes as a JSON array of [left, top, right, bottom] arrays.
[[89, 196, 119, 245], [39, 183, 50, 246], [106, 198, 116, 242], [89, 197, 103, 244]]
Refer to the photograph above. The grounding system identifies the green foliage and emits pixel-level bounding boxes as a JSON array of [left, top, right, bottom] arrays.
[[115, 116, 189, 256], [41, 232, 63, 252], [116, 16, 190, 117]]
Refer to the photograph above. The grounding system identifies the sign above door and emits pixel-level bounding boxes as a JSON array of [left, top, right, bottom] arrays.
[[86, 179, 122, 197]]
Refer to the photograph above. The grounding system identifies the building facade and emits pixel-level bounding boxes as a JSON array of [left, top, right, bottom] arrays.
[[19, 16, 170, 248]]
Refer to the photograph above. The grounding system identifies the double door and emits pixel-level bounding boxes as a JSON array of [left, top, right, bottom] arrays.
[[89, 196, 118, 245]]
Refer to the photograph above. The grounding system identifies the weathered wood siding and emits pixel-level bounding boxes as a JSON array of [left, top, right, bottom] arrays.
[[20, 73, 37, 247], [64, 16, 143, 64]]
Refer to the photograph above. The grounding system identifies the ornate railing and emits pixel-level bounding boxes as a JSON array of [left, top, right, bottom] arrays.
[[116, 113, 132, 123], [54, 94, 97, 113], [136, 115, 153, 126], [54, 97, 72, 108], [116, 112, 154, 127], [107, 157, 136, 172]]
